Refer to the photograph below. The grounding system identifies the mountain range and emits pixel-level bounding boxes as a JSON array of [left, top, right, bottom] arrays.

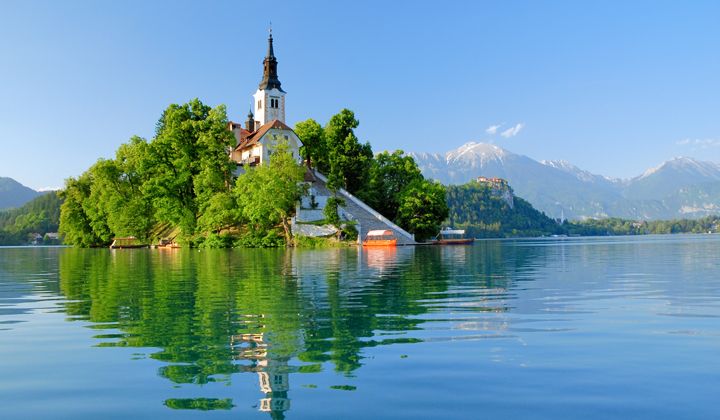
[[0, 177, 43, 210], [410, 142, 720, 220]]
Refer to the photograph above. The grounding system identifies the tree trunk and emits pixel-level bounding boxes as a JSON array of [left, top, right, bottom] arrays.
[[282, 218, 292, 246]]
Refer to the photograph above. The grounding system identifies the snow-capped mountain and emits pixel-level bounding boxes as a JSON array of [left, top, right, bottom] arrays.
[[410, 142, 720, 220], [540, 159, 619, 187], [638, 157, 720, 181], [625, 157, 720, 200]]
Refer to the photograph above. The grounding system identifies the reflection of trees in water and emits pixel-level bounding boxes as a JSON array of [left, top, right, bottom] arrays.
[[56, 245, 542, 415]]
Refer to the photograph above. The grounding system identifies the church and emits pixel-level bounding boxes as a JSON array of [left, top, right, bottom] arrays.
[[228, 31, 302, 171], [229, 31, 417, 245]]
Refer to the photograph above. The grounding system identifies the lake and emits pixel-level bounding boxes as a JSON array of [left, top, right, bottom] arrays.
[[1, 236, 719, 419]]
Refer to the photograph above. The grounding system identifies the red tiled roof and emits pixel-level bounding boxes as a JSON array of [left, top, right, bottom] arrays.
[[228, 121, 252, 147], [228, 121, 251, 137], [233, 119, 296, 152]]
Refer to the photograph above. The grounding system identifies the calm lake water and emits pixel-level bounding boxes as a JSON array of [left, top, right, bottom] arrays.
[[1, 236, 720, 419]]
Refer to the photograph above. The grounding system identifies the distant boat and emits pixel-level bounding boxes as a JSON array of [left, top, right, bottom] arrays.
[[153, 238, 181, 249], [109, 236, 148, 249], [363, 229, 398, 247], [435, 228, 474, 245]]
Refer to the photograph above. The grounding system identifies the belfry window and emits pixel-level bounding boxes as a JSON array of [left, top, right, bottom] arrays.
[[257, 100, 262, 109], [270, 98, 279, 109]]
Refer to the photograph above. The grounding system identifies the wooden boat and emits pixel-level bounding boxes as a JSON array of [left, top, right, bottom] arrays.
[[109, 236, 148, 249], [436, 228, 474, 245], [362, 229, 398, 247]]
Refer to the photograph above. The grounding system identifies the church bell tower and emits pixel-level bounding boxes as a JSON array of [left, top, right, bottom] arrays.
[[253, 29, 286, 128]]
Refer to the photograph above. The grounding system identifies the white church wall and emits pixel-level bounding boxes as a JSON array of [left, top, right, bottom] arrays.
[[253, 88, 286, 126]]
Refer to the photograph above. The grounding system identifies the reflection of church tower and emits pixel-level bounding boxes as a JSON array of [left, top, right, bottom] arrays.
[[231, 332, 291, 419], [253, 29, 286, 128], [258, 358, 291, 418]]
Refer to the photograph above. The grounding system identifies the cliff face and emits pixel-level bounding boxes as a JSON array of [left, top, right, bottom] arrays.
[[445, 179, 560, 238], [476, 177, 514, 208]]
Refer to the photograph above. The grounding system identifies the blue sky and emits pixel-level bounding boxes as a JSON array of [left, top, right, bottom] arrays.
[[1, 0, 719, 189]]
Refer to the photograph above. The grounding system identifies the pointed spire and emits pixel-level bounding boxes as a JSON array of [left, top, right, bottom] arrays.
[[245, 109, 255, 131], [259, 29, 283, 92], [267, 22, 275, 58], [267, 33, 275, 58]]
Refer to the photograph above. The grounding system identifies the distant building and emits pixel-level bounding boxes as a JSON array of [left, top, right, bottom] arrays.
[[476, 176, 509, 189], [229, 31, 302, 173], [476, 176, 514, 208], [29, 233, 43, 245]]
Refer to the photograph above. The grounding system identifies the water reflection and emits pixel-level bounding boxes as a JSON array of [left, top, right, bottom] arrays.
[[50, 243, 546, 416], [6, 236, 716, 417]]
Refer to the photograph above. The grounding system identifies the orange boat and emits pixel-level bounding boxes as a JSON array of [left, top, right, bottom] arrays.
[[436, 228, 475, 245], [362, 229, 398, 247]]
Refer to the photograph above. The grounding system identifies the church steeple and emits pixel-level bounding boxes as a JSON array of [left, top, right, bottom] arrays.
[[259, 31, 283, 92], [245, 109, 255, 131], [253, 29, 286, 126]]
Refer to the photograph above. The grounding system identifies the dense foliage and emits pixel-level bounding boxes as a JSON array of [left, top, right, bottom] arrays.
[[446, 181, 562, 237], [59, 101, 446, 247], [0, 192, 63, 245], [297, 110, 374, 194], [60, 102, 310, 248], [233, 140, 305, 242], [59, 99, 251, 247], [360, 150, 424, 221], [395, 179, 449, 241]]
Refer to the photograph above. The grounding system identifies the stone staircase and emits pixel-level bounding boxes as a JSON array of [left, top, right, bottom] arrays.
[[312, 171, 416, 245]]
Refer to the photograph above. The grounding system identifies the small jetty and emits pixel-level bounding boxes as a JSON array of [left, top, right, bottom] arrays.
[[109, 236, 148, 249]]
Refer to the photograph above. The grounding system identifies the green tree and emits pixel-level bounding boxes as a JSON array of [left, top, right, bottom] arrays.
[[59, 173, 107, 247], [294, 118, 326, 170], [324, 109, 373, 194], [360, 150, 424, 221], [143, 99, 235, 238], [233, 139, 305, 243], [196, 192, 238, 235], [396, 180, 448, 241]]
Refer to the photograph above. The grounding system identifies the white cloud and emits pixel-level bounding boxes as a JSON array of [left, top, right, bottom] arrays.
[[485, 124, 502, 135], [501, 123, 525, 138], [677, 138, 720, 148]]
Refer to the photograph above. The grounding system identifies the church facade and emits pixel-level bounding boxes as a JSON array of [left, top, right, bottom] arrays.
[[229, 32, 302, 170]]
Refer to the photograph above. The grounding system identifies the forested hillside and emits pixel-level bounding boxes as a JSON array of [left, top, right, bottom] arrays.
[[0, 192, 62, 245], [446, 181, 561, 237]]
